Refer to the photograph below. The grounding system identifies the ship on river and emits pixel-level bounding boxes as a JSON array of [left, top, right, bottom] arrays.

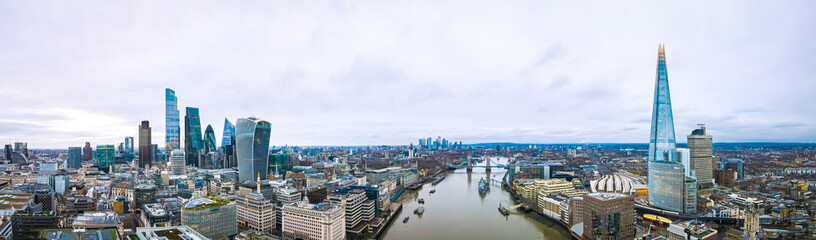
[[478, 178, 489, 195], [432, 176, 446, 185]]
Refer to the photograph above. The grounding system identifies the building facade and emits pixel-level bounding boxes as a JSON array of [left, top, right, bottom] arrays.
[[688, 124, 713, 188], [582, 193, 635, 240], [236, 117, 272, 182], [169, 150, 185, 175], [139, 120, 152, 169], [95, 145, 115, 172], [165, 88, 180, 151], [181, 197, 238, 239], [184, 107, 203, 167], [68, 147, 82, 169], [236, 181, 275, 234], [281, 202, 345, 240]]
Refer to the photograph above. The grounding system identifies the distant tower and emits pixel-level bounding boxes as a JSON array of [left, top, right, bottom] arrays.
[[688, 124, 713, 188], [124, 136, 135, 154], [236, 117, 272, 182], [184, 107, 203, 167], [83, 142, 93, 161], [165, 88, 180, 151], [221, 118, 235, 148], [139, 120, 152, 169]]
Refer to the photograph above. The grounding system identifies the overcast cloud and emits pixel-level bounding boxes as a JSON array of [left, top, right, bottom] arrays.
[[1, 1, 815, 148]]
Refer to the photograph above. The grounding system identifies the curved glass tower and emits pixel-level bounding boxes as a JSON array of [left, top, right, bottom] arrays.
[[236, 117, 271, 182], [165, 88, 180, 151], [204, 124, 217, 153], [222, 118, 235, 148]]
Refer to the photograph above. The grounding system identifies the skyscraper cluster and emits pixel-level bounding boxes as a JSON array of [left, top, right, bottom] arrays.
[[418, 136, 462, 150]]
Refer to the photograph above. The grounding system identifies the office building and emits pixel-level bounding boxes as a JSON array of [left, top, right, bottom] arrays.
[[647, 44, 687, 213], [181, 197, 237, 239], [327, 188, 375, 236], [141, 203, 172, 227], [139, 121, 152, 169], [134, 185, 157, 212], [236, 179, 275, 234], [184, 107, 203, 167], [688, 124, 714, 188], [83, 142, 93, 161], [3, 144, 10, 161], [204, 124, 217, 153], [95, 145, 115, 172], [582, 193, 635, 240], [277, 187, 301, 205], [169, 150, 185, 175], [165, 88, 181, 151], [281, 202, 345, 240], [222, 118, 235, 147], [236, 117, 271, 182], [723, 158, 745, 180], [11, 212, 59, 239], [125, 136, 135, 154], [68, 147, 82, 169]]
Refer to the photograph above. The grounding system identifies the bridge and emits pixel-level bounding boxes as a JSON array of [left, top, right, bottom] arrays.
[[448, 156, 509, 170]]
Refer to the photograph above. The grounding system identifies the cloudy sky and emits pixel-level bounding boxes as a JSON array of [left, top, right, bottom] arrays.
[[1, 1, 815, 148]]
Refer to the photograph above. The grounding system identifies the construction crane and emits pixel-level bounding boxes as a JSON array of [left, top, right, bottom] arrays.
[[120, 163, 136, 197]]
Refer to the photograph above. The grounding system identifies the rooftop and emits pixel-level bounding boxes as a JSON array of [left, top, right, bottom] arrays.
[[586, 192, 631, 201], [183, 197, 230, 210]]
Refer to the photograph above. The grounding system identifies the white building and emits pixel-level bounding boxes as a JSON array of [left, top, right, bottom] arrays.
[[169, 150, 186, 175], [236, 178, 276, 234], [281, 202, 345, 240], [327, 189, 375, 235]]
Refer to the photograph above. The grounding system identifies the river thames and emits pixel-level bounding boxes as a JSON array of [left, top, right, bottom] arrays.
[[380, 157, 571, 240]]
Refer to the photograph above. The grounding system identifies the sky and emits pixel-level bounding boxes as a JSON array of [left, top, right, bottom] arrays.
[[1, 1, 816, 148]]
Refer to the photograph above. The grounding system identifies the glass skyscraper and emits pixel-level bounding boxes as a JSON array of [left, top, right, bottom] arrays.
[[204, 124, 217, 153], [649, 44, 677, 163], [647, 45, 694, 214], [185, 107, 203, 166], [95, 144, 115, 172], [68, 147, 82, 169], [236, 117, 271, 182], [166, 88, 180, 151], [222, 118, 235, 148]]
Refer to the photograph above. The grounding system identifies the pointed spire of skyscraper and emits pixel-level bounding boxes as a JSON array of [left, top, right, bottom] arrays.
[[649, 43, 677, 163]]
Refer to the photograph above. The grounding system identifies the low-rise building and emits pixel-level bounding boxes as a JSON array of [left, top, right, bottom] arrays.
[[281, 202, 345, 240]]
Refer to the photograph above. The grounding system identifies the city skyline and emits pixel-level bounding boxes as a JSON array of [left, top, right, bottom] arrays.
[[2, 1, 816, 148]]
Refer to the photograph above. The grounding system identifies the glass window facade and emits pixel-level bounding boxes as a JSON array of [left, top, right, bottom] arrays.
[[236, 117, 271, 182], [647, 161, 685, 212], [68, 147, 82, 169], [184, 107, 203, 166], [165, 88, 180, 151], [648, 44, 677, 163], [95, 145, 115, 172], [222, 118, 235, 148]]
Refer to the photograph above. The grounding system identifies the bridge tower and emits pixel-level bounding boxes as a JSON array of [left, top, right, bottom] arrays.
[[485, 155, 491, 173], [466, 155, 472, 172]]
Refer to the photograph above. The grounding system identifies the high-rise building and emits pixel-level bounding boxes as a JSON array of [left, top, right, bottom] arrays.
[[125, 136, 135, 154], [169, 150, 185, 175], [581, 193, 635, 240], [688, 124, 714, 188], [222, 118, 235, 148], [165, 88, 180, 151], [139, 121, 152, 169], [236, 117, 271, 182], [281, 202, 345, 240], [184, 107, 203, 167], [95, 145, 114, 172], [83, 142, 92, 161], [68, 147, 82, 169], [648, 44, 677, 163], [181, 197, 238, 239], [3, 144, 10, 161], [647, 44, 689, 213], [204, 124, 217, 153]]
